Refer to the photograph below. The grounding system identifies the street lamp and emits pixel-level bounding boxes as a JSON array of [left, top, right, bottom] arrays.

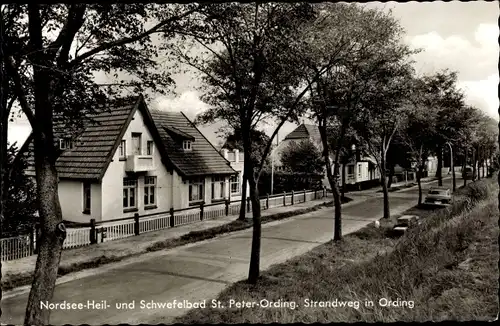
[[445, 142, 456, 191]]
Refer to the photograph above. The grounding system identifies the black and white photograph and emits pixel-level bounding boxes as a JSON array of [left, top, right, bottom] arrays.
[[0, 1, 498, 324]]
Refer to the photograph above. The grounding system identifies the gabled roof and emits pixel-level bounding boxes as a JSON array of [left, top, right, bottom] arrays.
[[284, 124, 322, 145], [23, 96, 147, 180], [150, 110, 236, 177], [21, 95, 234, 180]]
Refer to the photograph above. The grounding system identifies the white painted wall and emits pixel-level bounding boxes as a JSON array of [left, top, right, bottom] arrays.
[[58, 180, 102, 223], [223, 149, 249, 201], [101, 108, 173, 221]]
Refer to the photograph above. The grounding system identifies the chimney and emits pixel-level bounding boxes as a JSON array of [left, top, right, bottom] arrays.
[[234, 149, 239, 163]]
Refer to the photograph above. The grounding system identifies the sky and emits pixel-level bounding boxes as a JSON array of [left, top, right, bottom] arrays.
[[8, 1, 500, 148]]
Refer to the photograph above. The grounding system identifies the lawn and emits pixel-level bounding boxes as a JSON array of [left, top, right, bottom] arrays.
[[174, 177, 498, 323]]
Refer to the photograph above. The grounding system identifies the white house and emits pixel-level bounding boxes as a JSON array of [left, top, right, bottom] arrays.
[[220, 148, 250, 201], [273, 124, 380, 189], [21, 95, 237, 223]]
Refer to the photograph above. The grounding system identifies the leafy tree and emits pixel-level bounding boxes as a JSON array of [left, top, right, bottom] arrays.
[[1, 142, 38, 237], [304, 3, 410, 239], [1, 3, 201, 324], [174, 2, 330, 284], [280, 139, 324, 174], [400, 80, 439, 205], [352, 54, 415, 223], [418, 70, 466, 187]]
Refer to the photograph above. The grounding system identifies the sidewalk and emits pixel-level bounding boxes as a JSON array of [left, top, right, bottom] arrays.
[[2, 196, 335, 291]]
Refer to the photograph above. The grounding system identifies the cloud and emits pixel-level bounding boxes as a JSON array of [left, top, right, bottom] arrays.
[[152, 91, 209, 120], [407, 23, 498, 81], [458, 74, 499, 119], [406, 23, 498, 118]]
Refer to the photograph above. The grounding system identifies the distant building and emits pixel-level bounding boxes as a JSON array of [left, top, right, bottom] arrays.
[[274, 124, 380, 189]]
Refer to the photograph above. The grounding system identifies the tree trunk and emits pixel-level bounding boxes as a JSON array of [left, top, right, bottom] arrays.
[[387, 163, 395, 188], [24, 9, 67, 322], [25, 152, 66, 325], [380, 149, 391, 222], [246, 163, 261, 284], [238, 171, 248, 220], [0, 71, 7, 320], [341, 162, 346, 201], [463, 147, 468, 187], [477, 147, 481, 180], [437, 144, 443, 186], [472, 147, 477, 181], [319, 119, 345, 242], [451, 154, 456, 191], [417, 166, 423, 206]]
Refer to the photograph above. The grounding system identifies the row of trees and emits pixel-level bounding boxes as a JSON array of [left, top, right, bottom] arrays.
[[0, 3, 497, 324], [186, 2, 498, 288]]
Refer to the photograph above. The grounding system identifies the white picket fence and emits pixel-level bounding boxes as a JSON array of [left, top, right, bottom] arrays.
[[1, 188, 327, 261], [63, 227, 92, 249], [139, 213, 170, 233], [1, 235, 32, 261]]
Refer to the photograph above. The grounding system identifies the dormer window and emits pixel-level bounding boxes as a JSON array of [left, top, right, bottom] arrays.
[[59, 138, 73, 150], [183, 140, 192, 151]]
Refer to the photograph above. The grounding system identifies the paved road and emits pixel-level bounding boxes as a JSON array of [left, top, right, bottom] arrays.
[[1, 178, 455, 325]]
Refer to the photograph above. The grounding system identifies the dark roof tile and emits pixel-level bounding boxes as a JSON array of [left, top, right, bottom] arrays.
[[150, 110, 235, 177]]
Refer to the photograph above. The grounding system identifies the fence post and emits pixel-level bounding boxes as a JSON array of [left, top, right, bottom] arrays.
[[283, 191, 286, 206], [247, 197, 251, 212], [225, 199, 229, 216], [303, 189, 306, 202], [169, 208, 174, 227], [266, 194, 269, 209], [314, 189, 317, 200], [200, 201, 205, 221], [291, 190, 294, 205], [134, 213, 140, 236], [90, 219, 96, 244]]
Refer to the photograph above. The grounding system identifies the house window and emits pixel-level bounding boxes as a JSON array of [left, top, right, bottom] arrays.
[[119, 140, 126, 158], [211, 176, 225, 200], [230, 173, 240, 194], [146, 140, 154, 156], [189, 178, 204, 203], [132, 133, 142, 155], [358, 165, 362, 178], [123, 178, 137, 210], [83, 182, 91, 214], [144, 176, 156, 207], [183, 140, 192, 150], [59, 138, 73, 150], [347, 165, 354, 176]]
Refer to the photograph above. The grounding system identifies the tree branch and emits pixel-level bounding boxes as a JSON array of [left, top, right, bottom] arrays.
[[3, 55, 36, 128], [69, 5, 201, 67], [46, 4, 86, 65]]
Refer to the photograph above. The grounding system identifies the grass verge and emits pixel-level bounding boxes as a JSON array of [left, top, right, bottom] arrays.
[[175, 177, 498, 323], [1, 199, 335, 292]]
